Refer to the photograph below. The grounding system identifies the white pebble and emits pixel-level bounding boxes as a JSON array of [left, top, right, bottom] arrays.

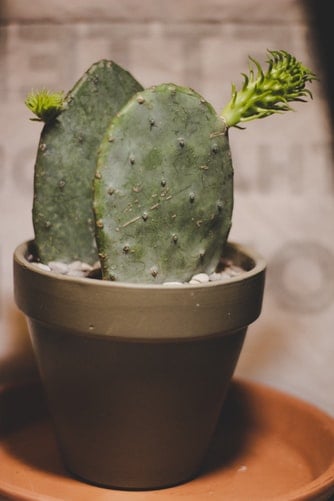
[[48, 261, 69, 274], [163, 281, 184, 286], [33, 262, 51, 272], [189, 273, 210, 284], [225, 265, 243, 277], [220, 271, 234, 280], [80, 262, 94, 272], [67, 269, 87, 277], [208, 272, 223, 282], [68, 260, 84, 271]]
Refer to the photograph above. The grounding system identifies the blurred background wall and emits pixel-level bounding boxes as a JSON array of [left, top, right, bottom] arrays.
[[0, 0, 333, 415]]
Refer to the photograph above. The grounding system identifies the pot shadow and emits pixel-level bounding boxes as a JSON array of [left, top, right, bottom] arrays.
[[0, 381, 67, 477], [199, 379, 258, 477], [0, 381, 48, 436], [1, 380, 258, 482], [0, 302, 39, 385]]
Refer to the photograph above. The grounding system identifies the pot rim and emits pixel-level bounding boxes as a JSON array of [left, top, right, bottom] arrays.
[[13, 239, 266, 339], [14, 239, 266, 291]]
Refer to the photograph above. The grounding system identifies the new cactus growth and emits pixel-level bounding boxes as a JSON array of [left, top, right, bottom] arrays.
[[221, 50, 315, 128], [26, 50, 316, 282], [28, 60, 143, 264], [25, 89, 65, 122]]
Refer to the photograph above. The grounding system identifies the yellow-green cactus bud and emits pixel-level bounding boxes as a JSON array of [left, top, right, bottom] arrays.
[[25, 89, 65, 122]]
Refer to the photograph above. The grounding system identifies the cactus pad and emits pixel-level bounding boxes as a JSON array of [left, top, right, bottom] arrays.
[[94, 84, 233, 283], [33, 60, 143, 264]]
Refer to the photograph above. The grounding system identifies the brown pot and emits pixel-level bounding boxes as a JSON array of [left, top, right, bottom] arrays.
[[13, 240, 266, 490]]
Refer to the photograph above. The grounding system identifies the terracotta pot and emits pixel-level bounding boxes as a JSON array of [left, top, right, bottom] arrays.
[[13, 240, 266, 490]]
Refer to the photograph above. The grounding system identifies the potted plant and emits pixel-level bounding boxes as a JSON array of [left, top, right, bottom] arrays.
[[13, 50, 315, 490]]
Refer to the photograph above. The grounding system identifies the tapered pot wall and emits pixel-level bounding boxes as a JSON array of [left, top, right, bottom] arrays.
[[28, 320, 246, 489], [13, 240, 266, 490]]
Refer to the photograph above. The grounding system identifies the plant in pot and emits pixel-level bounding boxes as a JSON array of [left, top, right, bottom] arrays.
[[13, 50, 315, 490]]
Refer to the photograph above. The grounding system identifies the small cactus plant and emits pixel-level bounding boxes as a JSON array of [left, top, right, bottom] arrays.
[[26, 50, 316, 283]]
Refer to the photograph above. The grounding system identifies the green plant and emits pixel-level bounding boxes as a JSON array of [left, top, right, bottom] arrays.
[[28, 60, 142, 265], [26, 50, 316, 283]]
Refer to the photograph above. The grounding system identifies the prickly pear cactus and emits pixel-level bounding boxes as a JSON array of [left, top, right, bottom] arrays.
[[26, 49, 316, 283], [32, 60, 143, 264], [93, 84, 233, 283]]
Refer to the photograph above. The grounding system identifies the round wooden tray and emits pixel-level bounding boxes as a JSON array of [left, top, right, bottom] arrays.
[[0, 378, 333, 500]]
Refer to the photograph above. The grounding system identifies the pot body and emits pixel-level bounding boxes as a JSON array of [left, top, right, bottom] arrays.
[[13, 241, 266, 490]]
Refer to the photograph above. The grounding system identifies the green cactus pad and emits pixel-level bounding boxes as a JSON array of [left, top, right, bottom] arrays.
[[94, 84, 233, 283], [33, 60, 143, 264]]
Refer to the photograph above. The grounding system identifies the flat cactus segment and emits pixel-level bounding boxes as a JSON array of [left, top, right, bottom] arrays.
[[33, 60, 143, 264], [94, 84, 233, 283]]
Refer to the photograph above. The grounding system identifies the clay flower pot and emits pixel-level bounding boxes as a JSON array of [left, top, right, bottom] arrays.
[[13, 240, 266, 490]]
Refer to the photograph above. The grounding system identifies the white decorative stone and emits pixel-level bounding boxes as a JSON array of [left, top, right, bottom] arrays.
[[68, 260, 84, 271], [33, 262, 51, 272], [67, 269, 87, 277], [162, 281, 184, 286], [208, 272, 223, 281], [80, 262, 94, 271], [48, 261, 69, 274], [189, 273, 210, 283], [226, 265, 243, 277]]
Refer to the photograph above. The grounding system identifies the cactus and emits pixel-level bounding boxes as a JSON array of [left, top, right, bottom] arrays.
[[93, 50, 316, 283], [26, 50, 316, 282], [29, 60, 143, 264], [93, 84, 233, 283]]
